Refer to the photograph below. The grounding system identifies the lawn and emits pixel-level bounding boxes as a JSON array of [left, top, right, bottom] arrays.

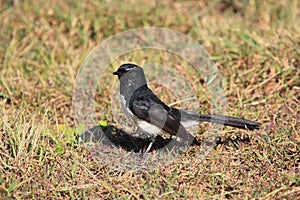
[[0, 0, 299, 199]]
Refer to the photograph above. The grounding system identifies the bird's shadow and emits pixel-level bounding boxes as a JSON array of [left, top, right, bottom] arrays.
[[79, 125, 253, 153], [79, 125, 172, 152]]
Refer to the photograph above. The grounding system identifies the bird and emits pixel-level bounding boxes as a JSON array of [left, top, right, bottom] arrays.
[[113, 63, 260, 154]]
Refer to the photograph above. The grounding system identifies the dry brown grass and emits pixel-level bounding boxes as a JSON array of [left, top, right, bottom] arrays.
[[0, 0, 299, 199]]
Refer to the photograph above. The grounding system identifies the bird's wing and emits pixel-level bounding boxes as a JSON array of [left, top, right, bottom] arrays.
[[129, 88, 195, 142], [130, 97, 179, 136]]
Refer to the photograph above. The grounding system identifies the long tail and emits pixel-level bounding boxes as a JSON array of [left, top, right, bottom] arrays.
[[171, 108, 261, 130]]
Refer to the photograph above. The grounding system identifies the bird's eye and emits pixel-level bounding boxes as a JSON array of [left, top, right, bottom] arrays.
[[118, 64, 136, 73], [119, 68, 128, 72], [124, 67, 134, 72]]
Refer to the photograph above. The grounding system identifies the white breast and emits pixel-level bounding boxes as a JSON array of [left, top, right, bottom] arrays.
[[120, 95, 161, 137], [137, 120, 161, 137]]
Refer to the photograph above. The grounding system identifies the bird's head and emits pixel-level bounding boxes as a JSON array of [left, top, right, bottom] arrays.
[[113, 63, 144, 79], [113, 63, 147, 95]]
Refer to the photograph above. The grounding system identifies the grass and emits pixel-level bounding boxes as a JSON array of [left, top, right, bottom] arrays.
[[0, 0, 299, 199]]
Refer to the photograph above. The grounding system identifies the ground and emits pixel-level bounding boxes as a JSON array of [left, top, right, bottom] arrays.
[[0, 0, 299, 199]]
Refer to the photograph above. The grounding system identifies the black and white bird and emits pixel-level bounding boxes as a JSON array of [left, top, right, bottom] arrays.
[[113, 63, 260, 153]]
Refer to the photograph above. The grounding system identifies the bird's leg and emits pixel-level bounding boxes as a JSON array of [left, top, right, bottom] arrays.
[[142, 136, 156, 158]]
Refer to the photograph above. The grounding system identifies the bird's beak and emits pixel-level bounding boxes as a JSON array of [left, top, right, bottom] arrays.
[[112, 71, 119, 75]]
